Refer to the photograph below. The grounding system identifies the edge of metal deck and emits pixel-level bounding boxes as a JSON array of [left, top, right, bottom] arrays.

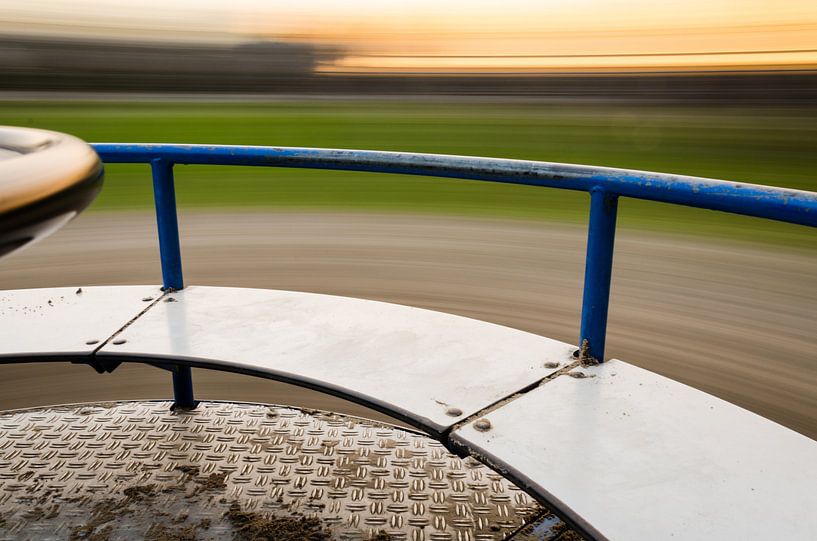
[[3, 285, 817, 540]]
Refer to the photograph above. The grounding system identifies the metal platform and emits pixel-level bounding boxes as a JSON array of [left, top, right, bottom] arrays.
[[3, 285, 817, 540], [0, 401, 579, 541]]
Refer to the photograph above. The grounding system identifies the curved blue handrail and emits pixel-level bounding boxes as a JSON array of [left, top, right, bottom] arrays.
[[90, 143, 817, 381], [95, 144, 817, 227]]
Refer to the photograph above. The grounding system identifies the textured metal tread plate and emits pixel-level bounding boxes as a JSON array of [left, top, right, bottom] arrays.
[[0, 286, 160, 359], [96, 286, 575, 433], [451, 360, 817, 541], [0, 401, 580, 541]]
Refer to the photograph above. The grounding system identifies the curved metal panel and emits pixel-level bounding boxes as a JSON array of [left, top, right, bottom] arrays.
[[92, 143, 817, 227], [0, 286, 162, 360], [3, 285, 816, 538], [450, 360, 817, 541], [95, 286, 574, 434]]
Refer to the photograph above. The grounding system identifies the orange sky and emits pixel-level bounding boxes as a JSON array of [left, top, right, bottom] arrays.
[[2, 0, 816, 72]]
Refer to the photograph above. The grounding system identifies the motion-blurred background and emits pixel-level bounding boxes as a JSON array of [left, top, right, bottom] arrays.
[[1, 1, 816, 437]]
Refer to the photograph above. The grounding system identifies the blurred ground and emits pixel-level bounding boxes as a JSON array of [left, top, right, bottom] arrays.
[[1, 212, 815, 439]]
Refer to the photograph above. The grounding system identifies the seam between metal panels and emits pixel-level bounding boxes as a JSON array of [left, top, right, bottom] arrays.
[[444, 360, 582, 440], [439, 360, 610, 541], [90, 289, 168, 357]]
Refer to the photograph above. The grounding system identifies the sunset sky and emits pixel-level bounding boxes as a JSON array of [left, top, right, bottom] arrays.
[[1, 0, 816, 72]]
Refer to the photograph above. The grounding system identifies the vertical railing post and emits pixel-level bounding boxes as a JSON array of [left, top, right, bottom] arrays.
[[150, 158, 195, 409], [578, 187, 618, 364], [171, 365, 196, 410], [150, 158, 184, 291]]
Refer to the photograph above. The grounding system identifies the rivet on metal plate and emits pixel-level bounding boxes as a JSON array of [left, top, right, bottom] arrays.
[[445, 407, 463, 417], [112, 338, 127, 345], [473, 419, 492, 432], [544, 361, 560, 369], [85, 339, 99, 345], [142, 297, 154, 302]]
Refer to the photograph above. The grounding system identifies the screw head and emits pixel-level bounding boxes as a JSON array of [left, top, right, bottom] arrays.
[[445, 407, 463, 417], [474, 419, 492, 432]]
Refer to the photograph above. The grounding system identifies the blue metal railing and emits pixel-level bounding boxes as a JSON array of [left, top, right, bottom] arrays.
[[91, 143, 817, 405]]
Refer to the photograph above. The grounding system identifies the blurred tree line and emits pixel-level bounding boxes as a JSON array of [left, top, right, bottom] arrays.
[[0, 34, 815, 103]]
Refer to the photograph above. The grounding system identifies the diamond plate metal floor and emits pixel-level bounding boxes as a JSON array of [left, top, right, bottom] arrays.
[[0, 401, 579, 541]]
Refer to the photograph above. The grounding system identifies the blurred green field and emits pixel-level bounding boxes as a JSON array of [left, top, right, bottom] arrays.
[[2, 100, 815, 247]]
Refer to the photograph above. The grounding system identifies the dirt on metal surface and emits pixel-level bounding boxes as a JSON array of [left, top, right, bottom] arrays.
[[144, 524, 204, 541], [0, 212, 815, 438], [224, 502, 331, 541], [196, 473, 228, 492], [68, 485, 157, 541], [578, 339, 600, 367], [0, 401, 560, 540]]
